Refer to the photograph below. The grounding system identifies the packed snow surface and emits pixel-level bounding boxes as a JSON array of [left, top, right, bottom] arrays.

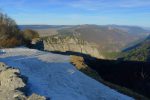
[[0, 48, 134, 100]]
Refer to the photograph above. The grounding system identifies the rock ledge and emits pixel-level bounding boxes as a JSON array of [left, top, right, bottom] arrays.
[[0, 62, 46, 100]]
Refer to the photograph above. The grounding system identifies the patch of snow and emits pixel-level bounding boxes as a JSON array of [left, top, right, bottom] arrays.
[[0, 48, 134, 100]]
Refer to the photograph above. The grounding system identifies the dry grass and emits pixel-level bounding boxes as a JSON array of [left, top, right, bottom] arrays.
[[70, 55, 87, 70], [70, 55, 102, 81]]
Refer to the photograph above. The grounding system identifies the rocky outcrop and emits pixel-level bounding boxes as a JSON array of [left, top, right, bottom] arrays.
[[28, 94, 46, 100], [0, 62, 46, 100], [43, 35, 104, 58]]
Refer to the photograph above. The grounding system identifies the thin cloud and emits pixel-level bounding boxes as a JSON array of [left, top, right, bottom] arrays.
[[0, 0, 25, 8], [66, 0, 150, 10], [1, 0, 150, 26], [119, 0, 150, 8], [1, 0, 150, 11]]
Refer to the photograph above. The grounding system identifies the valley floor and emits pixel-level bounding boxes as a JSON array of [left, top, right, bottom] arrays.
[[0, 48, 134, 100]]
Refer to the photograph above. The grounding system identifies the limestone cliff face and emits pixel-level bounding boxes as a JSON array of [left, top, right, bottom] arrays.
[[43, 35, 104, 58]]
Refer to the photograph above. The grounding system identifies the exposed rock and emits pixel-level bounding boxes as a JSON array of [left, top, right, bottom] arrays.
[[0, 62, 7, 72], [27, 94, 46, 100], [43, 35, 104, 58], [0, 62, 26, 100], [0, 62, 46, 100]]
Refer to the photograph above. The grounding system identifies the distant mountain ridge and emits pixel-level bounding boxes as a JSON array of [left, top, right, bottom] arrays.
[[19, 25, 75, 30], [106, 25, 150, 36], [19, 24, 150, 34]]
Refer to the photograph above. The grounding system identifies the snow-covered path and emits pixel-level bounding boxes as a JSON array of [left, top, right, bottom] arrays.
[[0, 48, 134, 100]]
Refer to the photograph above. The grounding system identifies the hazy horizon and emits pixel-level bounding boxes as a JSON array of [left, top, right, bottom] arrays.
[[18, 24, 150, 27], [1, 0, 150, 27]]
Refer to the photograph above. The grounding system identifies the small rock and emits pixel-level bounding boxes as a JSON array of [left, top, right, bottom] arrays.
[[0, 62, 7, 72], [28, 93, 46, 100]]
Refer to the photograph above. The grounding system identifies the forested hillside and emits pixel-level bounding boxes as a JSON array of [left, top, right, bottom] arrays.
[[119, 35, 150, 62]]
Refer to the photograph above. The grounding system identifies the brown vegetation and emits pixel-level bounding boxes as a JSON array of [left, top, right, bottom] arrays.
[[70, 55, 87, 69], [0, 12, 40, 48], [0, 37, 22, 48], [23, 29, 39, 41], [0, 12, 24, 48]]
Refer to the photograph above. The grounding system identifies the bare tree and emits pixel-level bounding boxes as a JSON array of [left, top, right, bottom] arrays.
[[0, 11, 23, 48]]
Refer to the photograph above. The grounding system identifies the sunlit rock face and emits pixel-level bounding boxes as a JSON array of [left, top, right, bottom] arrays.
[[43, 35, 104, 59]]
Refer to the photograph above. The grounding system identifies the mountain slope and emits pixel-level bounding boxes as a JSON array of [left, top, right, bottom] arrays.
[[107, 25, 150, 36], [0, 48, 134, 100], [20, 25, 149, 53], [119, 36, 150, 61], [58, 25, 149, 52]]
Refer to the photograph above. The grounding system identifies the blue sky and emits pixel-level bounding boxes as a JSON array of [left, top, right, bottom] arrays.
[[0, 0, 150, 27]]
